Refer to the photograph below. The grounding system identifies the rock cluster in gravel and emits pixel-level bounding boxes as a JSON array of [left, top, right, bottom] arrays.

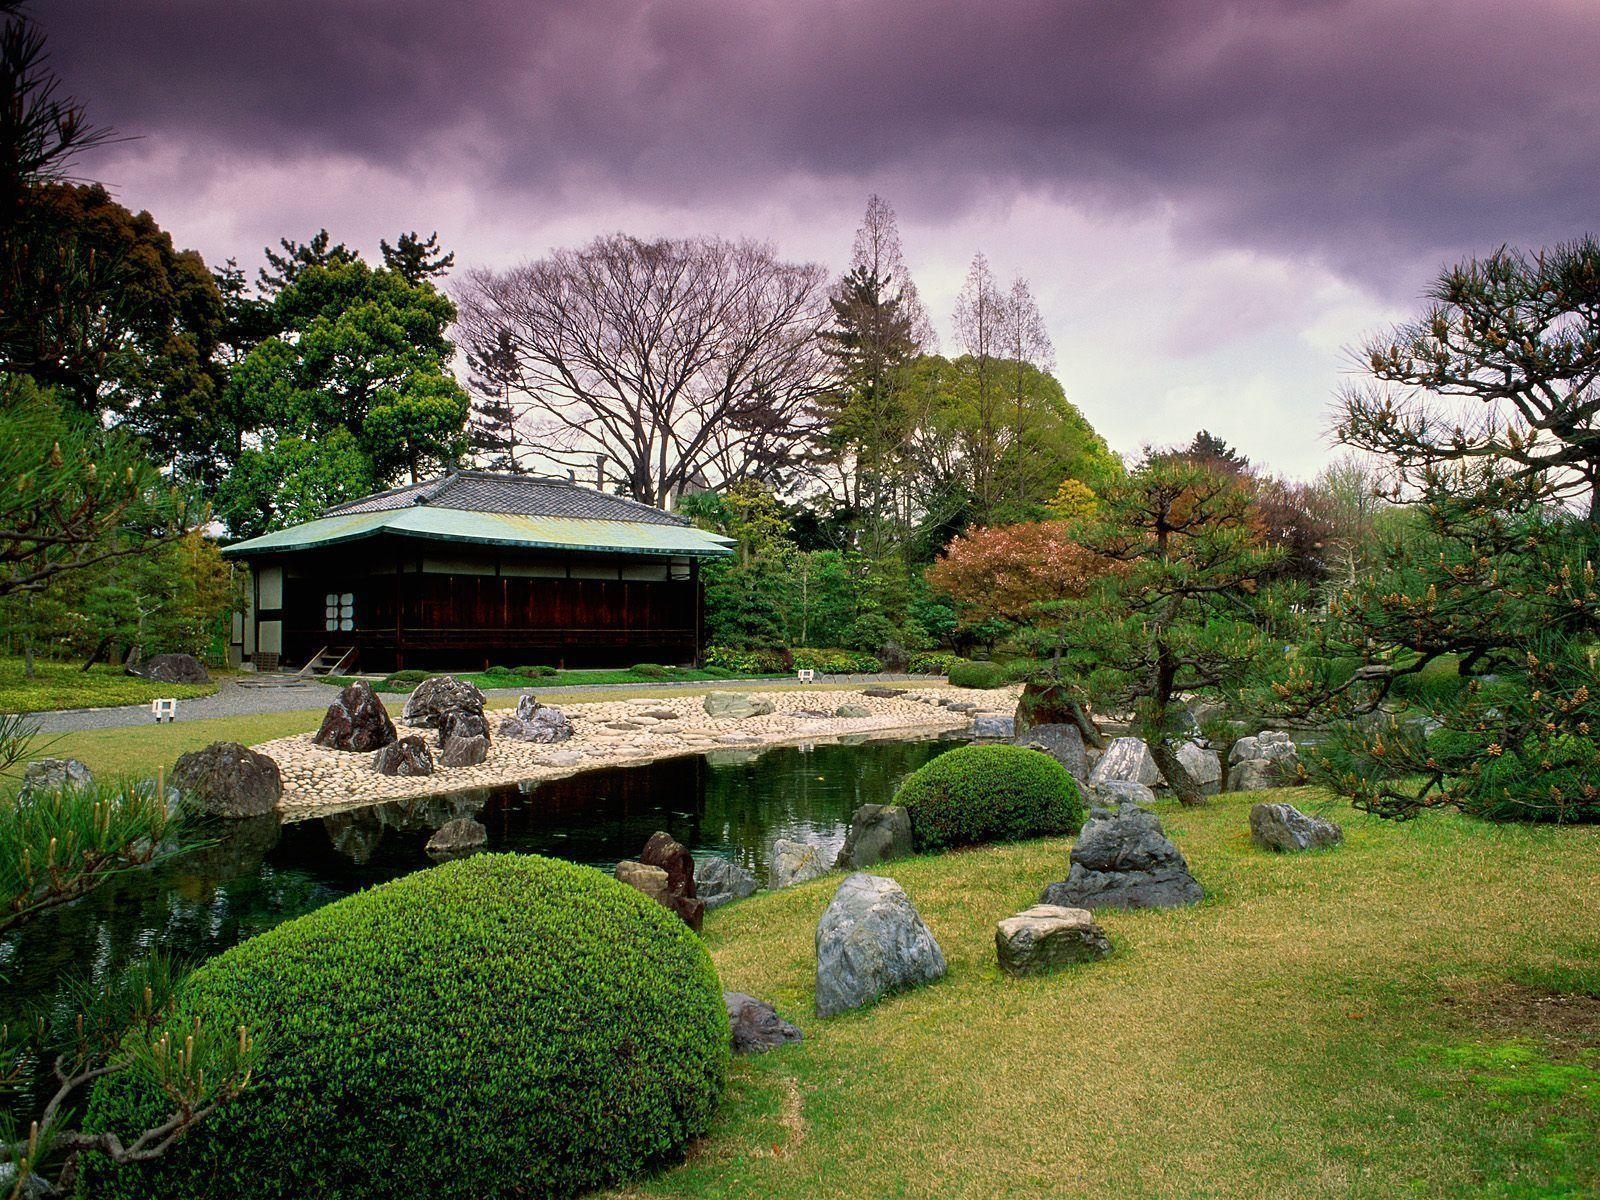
[[256, 685, 1019, 817]]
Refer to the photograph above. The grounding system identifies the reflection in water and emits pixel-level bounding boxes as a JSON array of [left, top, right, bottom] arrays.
[[0, 734, 965, 1039]]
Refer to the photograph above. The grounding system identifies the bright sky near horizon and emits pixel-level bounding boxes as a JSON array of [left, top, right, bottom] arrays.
[[39, 0, 1600, 479]]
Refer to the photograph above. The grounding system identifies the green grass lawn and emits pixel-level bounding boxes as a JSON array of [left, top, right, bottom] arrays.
[[27, 711, 325, 779], [608, 791, 1600, 1200], [0, 656, 217, 715]]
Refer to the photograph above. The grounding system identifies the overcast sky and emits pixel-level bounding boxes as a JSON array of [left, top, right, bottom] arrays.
[[39, 0, 1600, 478]]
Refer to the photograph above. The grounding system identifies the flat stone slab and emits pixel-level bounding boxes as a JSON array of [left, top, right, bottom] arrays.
[[705, 692, 776, 719], [996, 905, 1111, 976], [972, 714, 1016, 738]]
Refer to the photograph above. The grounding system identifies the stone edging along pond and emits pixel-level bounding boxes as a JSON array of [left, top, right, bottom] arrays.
[[257, 685, 1025, 819]]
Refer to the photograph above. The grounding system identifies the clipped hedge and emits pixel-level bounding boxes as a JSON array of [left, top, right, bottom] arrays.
[[791, 647, 884, 674], [894, 744, 1084, 851], [946, 659, 1010, 689], [514, 663, 558, 679], [704, 645, 793, 674], [631, 662, 675, 678], [83, 854, 729, 1200], [908, 651, 966, 676]]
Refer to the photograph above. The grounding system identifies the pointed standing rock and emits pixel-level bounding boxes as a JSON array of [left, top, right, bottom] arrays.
[[815, 873, 946, 1017], [1040, 802, 1202, 910], [315, 679, 398, 752]]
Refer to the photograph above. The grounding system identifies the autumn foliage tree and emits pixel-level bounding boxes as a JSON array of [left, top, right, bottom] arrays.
[[926, 521, 1106, 625]]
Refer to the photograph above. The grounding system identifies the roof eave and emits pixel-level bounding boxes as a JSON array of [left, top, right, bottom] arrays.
[[221, 525, 734, 560]]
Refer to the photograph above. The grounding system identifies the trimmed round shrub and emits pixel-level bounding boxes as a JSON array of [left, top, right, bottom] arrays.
[[631, 662, 674, 678], [894, 744, 1084, 851], [382, 668, 430, 685], [514, 663, 558, 679], [946, 659, 1010, 689], [84, 854, 729, 1200]]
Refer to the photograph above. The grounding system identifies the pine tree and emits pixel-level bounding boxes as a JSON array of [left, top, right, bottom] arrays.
[[466, 328, 522, 473], [380, 230, 456, 284], [256, 229, 355, 294]]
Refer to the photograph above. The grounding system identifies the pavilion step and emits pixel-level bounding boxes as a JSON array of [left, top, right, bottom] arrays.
[[297, 645, 356, 677]]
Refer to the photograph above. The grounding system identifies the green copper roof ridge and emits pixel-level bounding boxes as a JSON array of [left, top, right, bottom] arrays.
[[220, 507, 734, 559]]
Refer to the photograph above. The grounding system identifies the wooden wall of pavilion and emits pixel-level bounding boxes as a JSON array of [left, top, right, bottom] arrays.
[[242, 536, 705, 672]]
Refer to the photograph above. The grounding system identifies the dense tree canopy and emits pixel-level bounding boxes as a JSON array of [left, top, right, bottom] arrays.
[[214, 257, 467, 535], [1, 183, 226, 475]]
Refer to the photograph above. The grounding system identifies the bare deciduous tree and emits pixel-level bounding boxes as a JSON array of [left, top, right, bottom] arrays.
[[455, 234, 832, 507], [849, 194, 936, 353]]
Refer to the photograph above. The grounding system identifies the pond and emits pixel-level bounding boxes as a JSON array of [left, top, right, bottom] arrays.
[[0, 732, 967, 1044]]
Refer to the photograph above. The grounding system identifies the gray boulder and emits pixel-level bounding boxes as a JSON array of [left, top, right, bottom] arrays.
[[815, 872, 947, 1017], [19, 757, 93, 798], [1228, 759, 1274, 792], [439, 732, 490, 768], [1088, 737, 1162, 789], [705, 691, 775, 719], [770, 838, 832, 889], [372, 734, 435, 776], [698, 855, 759, 909], [170, 742, 281, 819], [1089, 779, 1156, 810], [947, 701, 978, 714], [402, 675, 487, 732], [835, 804, 914, 870], [425, 816, 487, 857], [1017, 724, 1087, 780], [1249, 802, 1343, 852], [972, 714, 1016, 738], [314, 679, 397, 752], [1230, 730, 1300, 766], [497, 696, 574, 743], [136, 652, 209, 684], [1040, 803, 1202, 910], [995, 904, 1112, 976], [1173, 741, 1223, 795], [834, 703, 872, 718], [725, 992, 803, 1053], [862, 686, 906, 698]]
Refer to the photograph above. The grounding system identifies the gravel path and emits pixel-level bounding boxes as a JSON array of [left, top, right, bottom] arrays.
[[26, 673, 943, 733]]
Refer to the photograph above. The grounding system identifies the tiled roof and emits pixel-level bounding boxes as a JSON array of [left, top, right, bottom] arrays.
[[222, 471, 735, 560], [327, 470, 688, 527]]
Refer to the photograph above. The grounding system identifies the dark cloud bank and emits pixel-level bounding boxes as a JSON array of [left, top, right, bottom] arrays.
[[41, 0, 1600, 285]]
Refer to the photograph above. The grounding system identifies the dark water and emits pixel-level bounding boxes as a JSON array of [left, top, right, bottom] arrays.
[[0, 733, 966, 1038]]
